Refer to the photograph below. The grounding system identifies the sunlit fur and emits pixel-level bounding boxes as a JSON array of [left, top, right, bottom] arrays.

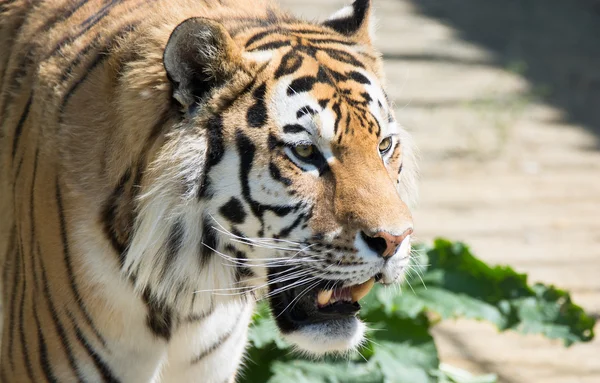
[[0, 0, 417, 381]]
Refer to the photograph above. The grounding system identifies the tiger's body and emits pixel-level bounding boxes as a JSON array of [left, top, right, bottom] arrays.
[[0, 0, 417, 382]]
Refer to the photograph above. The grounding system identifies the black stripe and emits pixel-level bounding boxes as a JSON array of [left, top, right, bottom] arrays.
[[59, 23, 138, 122], [360, 91, 373, 104], [200, 216, 218, 268], [11, 92, 32, 160], [190, 324, 237, 365], [244, 28, 282, 48], [332, 102, 342, 135], [224, 245, 254, 280], [277, 213, 305, 239], [55, 180, 107, 348], [46, 0, 122, 62], [274, 51, 303, 79], [248, 40, 290, 52], [1, 227, 15, 301], [58, 51, 106, 122], [142, 288, 172, 340], [305, 38, 355, 46], [243, 25, 334, 48], [18, 225, 34, 381], [322, 48, 365, 68], [7, 225, 20, 371], [219, 198, 247, 225], [166, 220, 184, 260], [59, 33, 102, 83], [185, 304, 215, 323], [269, 162, 292, 186], [11, 153, 24, 200], [345, 112, 352, 135], [66, 311, 120, 383], [101, 168, 133, 265], [236, 131, 296, 219], [33, 302, 58, 383], [29, 148, 40, 292], [296, 106, 318, 119], [38, 245, 84, 382], [287, 76, 317, 95], [161, 219, 184, 279], [347, 71, 370, 85], [60, 20, 140, 84], [287, 27, 331, 35], [29, 147, 57, 383], [198, 115, 225, 199], [246, 83, 268, 128], [282, 124, 307, 135]]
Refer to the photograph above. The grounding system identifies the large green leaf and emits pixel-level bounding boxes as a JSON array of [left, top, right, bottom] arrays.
[[365, 311, 438, 383], [419, 239, 596, 345]]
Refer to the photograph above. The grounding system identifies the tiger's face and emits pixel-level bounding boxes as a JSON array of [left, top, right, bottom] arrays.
[[158, 1, 417, 355]]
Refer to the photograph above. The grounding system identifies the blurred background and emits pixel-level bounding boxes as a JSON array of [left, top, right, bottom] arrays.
[[280, 0, 600, 381]]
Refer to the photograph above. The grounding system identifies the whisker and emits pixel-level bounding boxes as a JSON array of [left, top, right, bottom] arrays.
[[193, 269, 313, 296], [231, 265, 300, 285], [275, 279, 321, 320], [209, 217, 307, 249], [204, 242, 317, 267]]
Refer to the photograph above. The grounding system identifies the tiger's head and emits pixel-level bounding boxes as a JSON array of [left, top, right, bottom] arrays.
[[130, 0, 417, 356]]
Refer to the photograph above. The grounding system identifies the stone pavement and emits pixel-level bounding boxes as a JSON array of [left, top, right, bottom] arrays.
[[280, 0, 600, 382]]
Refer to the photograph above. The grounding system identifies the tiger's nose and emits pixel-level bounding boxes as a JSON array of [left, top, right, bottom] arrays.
[[361, 228, 413, 259]]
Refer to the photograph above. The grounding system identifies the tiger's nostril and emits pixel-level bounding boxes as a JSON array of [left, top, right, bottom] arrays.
[[360, 231, 388, 257], [361, 228, 413, 259]]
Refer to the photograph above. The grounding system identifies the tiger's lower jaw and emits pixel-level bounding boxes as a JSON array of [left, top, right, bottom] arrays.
[[282, 317, 366, 355], [267, 277, 376, 355]]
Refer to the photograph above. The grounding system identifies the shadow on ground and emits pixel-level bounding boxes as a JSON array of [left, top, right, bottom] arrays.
[[404, 0, 600, 147]]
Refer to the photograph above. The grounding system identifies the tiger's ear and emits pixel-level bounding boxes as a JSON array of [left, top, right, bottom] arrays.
[[322, 0, 374, 45], [163, 17, 243, 108]]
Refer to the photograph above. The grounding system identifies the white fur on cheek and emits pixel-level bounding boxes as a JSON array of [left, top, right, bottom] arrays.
[[283, 318, 366, 355]]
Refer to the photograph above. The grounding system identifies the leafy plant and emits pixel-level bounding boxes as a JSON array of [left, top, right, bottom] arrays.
[[240, 239, 596, 383]]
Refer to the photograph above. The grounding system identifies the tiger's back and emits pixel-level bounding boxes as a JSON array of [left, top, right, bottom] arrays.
[[0, 0, 418, 381]]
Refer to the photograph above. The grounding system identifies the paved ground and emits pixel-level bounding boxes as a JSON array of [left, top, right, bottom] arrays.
[[280, 0, 600, 382]]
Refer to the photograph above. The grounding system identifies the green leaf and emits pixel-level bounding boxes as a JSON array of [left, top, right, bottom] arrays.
[[366, 311, 439, 383], [397, 287, 503, 325], [265, 360, 383, 383], [247, 303, 288, 349], [421, 238, 596, 345]]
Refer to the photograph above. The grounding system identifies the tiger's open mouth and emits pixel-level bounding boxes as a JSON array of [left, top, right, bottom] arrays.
[[268, 270, 376, 334], [315, 278, 374, 312]]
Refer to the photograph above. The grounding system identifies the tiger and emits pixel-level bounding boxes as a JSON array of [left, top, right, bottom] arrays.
[[0, 0, 418, 381]]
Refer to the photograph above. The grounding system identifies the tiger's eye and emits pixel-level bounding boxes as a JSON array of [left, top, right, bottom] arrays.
[[378, 137, 393, 153], [294, 144, 315, 158]]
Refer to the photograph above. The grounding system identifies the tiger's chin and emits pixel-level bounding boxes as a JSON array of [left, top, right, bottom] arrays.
[[283, 317, 366, 355], [268, 275, 376, 355]]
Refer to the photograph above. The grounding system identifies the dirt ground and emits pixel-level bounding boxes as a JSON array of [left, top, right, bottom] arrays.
[[280, 0, 600, 382]]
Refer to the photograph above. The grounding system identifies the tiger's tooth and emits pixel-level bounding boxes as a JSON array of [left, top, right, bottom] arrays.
[[317, 289, 333, 306], [350, 278, 375, 302]]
